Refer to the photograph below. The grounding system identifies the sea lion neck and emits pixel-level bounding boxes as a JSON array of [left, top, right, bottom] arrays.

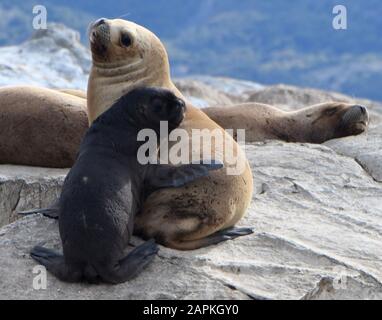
[[87, 58, 183, 125], [92, 59, 146, 77]]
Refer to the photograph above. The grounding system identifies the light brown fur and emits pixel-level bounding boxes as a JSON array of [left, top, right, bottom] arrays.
[[87, 19, 253, 250], [204, 102, 369, 143], [0, 86, 88, 167], [57, 89, 87, 99]]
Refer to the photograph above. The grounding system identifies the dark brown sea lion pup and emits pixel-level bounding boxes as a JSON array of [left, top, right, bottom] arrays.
[[29, 87, 225, 284]]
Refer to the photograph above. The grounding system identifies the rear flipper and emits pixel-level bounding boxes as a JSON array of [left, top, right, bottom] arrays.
[[30, 246, 81, 282], [99, 239, 159, 284], [145, 159, 224, 193], [18, 199, 59, 219], [201, 227, 254, 246], [165, 227, 254, 250]]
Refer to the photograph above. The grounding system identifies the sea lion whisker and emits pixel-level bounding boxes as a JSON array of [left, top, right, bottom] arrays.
[[115, 12, 131, 19]]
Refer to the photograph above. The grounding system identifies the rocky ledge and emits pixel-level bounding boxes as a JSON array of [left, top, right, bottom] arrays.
[[1, 134, 382, 299]]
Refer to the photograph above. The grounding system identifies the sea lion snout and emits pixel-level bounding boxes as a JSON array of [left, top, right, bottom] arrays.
[[118, 87, 186, 129], [340, 104, 369, 131], [89, 22, 110, 44], [342, 105, 369, 125], [302, 102, 370, 143], [168, 97, 186, 125], [357, 105, 367, 115], [89, 18, 140, 64], [170, 97, 186, 115], [151, 94, 186, 126], [93, 18, 106, 28], [89, 18, 111, 57]]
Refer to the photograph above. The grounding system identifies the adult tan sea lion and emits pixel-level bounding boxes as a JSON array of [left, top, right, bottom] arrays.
[[0, 86, 88, 168], [87, 18, 254, 250], [203, 102, 369, 143], [85, 18, 371, 249]]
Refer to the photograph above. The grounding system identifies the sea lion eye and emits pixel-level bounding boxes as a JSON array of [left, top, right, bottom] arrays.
[[120, 33, 132, 47], [325, 107, 338, 116]]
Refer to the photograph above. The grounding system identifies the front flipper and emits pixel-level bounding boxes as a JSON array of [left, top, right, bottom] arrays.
[[145, 160, 224, 193], [30, 246, 81, 282], [18, 199, 60, 219]]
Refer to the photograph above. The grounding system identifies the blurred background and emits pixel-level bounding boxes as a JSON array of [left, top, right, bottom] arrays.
[[0, 0, 381, 100]]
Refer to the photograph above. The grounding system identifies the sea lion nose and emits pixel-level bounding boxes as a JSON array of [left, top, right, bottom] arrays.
[[175, 98, 186, 111], [171, 98, 186, 114], [93, 18, 106, 28], [356, 105, 367, 115], [342, 104, 369, 125], [349, 105, 367, 116]]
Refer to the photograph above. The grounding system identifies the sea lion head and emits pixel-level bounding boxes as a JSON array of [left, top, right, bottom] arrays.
[[89, 18, 165, 65], [304, 102, 369, 143], [87, 18, 181, 123], [120, 87, 186, 133]]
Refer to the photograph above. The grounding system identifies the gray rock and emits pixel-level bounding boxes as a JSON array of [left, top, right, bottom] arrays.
[[0, 23, 90, 90], [1, 143, 381, 299], [174, 78, 233, 108], [302, 276, 382, 300], [0, 165, 67, 228], [29, 23, 91, 74], [356, 151, 382, 183], [247, 84, 353, 109], [325, 125, 382, 182], [183, 75, 264, 103]]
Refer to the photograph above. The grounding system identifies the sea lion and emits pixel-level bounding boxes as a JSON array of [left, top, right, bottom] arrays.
[[52, 89, 369, 144], [85, 18, 254, 250], [0, 86, 88, 168], [30, 87, 224, 283], [203, 102, 369, 143]]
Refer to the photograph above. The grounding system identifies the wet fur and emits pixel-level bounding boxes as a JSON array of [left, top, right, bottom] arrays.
[[30, 87, 221, 283]]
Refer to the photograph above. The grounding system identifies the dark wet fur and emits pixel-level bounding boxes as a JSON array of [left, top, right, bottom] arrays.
[[29, 87, 223, 284]]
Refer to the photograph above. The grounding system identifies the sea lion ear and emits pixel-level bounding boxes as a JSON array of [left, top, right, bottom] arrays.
[[144, 160, 224, 196]]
